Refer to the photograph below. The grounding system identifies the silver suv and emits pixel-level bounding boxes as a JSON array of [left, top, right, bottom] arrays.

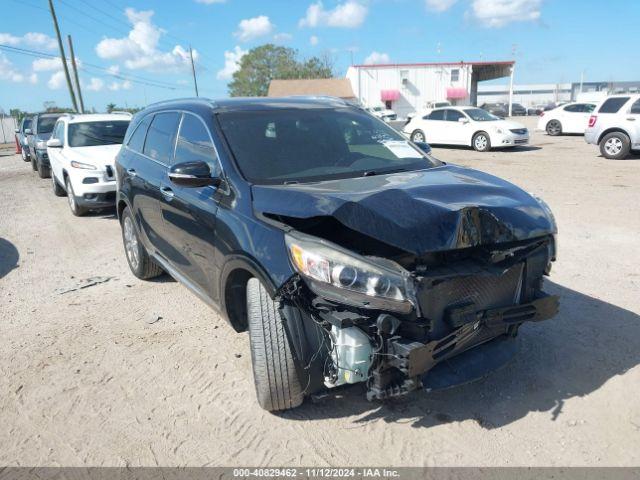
[[585, 94, 640, 159]]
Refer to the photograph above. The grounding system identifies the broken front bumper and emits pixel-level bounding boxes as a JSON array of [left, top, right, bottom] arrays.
[[367, 293, 559, 400]]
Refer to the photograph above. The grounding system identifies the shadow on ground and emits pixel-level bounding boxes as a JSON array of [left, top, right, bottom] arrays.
[[283, 280, 640, 429], [0, 237, 19, 279], [432, 145, 542, 153]]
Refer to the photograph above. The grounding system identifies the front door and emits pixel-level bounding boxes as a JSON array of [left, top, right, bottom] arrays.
[[159, 112, 221, 299], [441, 109, 471, 145]]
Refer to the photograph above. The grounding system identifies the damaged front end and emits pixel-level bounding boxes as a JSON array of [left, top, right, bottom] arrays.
[[276, 230, 559, 401]]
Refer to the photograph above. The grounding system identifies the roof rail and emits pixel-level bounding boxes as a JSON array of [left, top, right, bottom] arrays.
[[110, 111, 134, 117]]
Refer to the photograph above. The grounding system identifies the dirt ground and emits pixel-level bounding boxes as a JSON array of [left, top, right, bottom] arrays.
[[1, 117, 639, 467]]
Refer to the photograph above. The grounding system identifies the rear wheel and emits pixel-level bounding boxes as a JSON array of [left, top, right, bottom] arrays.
[[546, 120, 562, 136], [247, 277, 304, 412], [600, 132, 631, 160], [121, 207, 163, 279], [410, 130, 426, 143], [472, 132, 491, 152]]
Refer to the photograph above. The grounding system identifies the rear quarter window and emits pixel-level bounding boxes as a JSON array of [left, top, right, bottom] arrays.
[[143, 112, 180, 164], [598, 97, 630, 114]]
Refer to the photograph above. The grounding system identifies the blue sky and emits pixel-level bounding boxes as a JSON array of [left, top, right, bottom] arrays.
[[0, 0, 638, 113]]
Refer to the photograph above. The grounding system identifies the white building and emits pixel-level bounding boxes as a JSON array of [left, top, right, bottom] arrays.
[[346, 61, 514, 119]]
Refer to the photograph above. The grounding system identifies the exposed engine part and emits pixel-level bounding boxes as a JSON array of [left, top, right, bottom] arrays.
[[325, 325, 373, 387]]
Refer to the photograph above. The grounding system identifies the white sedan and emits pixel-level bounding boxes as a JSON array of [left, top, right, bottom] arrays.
[[536, 102, 596, 136], [403, 106, 529, 152]]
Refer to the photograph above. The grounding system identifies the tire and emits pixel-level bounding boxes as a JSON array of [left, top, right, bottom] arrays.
[[247, 277, 304, 412], [599, 132, 631, 160], [37, 160, 50, 179], [21, 148, 29, 162], [65, 177, 87, 217], [52, 173, 66, 197], [546, 120, 562, 136], [410, 130, 426, 143], [120, 206, 164, 279], [31, 155, 38, 171], [472, 132, 491, 152]]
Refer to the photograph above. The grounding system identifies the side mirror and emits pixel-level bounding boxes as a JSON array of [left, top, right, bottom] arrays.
[[25, 128, 32, 135], [413, 141, 432, 155], [169, 160, 220, 188], [458, 117, 469, 124], [47, 138, 62, 148], [14, 128, 20, 134]]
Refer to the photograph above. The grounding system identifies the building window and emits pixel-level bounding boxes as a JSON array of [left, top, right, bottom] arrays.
[[451, 69, 460, 83]]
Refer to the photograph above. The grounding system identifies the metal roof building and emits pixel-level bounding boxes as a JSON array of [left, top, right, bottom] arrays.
[[346, 60, 515, 118]]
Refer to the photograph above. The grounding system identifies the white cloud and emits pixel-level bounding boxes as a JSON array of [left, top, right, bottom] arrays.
[[195, 0, 226, 3], [95, 8, 197, 72], [32, 57, 62, 72], [0, 32, 57, 51], [425, 0, 457, 12], [217, 46, 246, 80], [470, 0, 542, 27], [85, 77, 104, 91], [309, 35, 319, 46], [108, 79, 132, 91], [364, 51, 390, 64], [273, 32, 293, 43], [299, 1, 368, 28], [47, 70, 66, 90], [234, 15, 274, 42], [0, 53, 31, 83]]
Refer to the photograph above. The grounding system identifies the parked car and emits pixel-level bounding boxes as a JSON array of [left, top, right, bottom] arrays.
[[47, 113, 131, 216], [585, 94, 640, 159], [536, 102, 597, 136], [115, 97, 558, 411], [509, 103, 527, 116], [479, 103, 508, 118], [403, 106, 529, 151], [367, 106, 397, 122], [527, 105, 546, 116], [26, 112, 64, 178], [14, 116, 33, 162]]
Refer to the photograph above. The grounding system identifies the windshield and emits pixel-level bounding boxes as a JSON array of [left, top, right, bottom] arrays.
[[68, 121, 130, 147], [218, 108, 438, 185], [464, 108, 499, 122], [23, 118, 32, 130], [38, 116, 59, 134]]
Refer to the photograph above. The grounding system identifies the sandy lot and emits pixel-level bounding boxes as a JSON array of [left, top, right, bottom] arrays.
[[1, 117, 639, 467]]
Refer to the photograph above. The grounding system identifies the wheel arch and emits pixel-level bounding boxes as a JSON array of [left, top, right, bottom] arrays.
[[471, 130, 489, 146], [219, 255, 280, 333], [598, 127, 631, 144]]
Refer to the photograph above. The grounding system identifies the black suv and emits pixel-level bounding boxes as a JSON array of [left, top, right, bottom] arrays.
[[27, 112, 64, 178], [116, 97, 559, 412]]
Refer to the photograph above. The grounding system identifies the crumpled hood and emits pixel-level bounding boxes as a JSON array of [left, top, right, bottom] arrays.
[[69, 144, 121, 169], [252, 165, 555, 255]]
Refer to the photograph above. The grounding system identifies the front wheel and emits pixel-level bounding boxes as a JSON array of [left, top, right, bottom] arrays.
[[21, 148, 29, 162], [247, 277, 304, 412], [37, 159, 50, 178], [472, 132, 491, 152], [52, 173, 66, 197], [600, 132, 631, 160], [31, 155, 38, 171], [65, 177, 87, 216], [410, 130, 426, 143]]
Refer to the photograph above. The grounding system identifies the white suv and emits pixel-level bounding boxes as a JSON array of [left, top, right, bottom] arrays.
[[584, 94, 640, 159], [47, 113, 131, 216]]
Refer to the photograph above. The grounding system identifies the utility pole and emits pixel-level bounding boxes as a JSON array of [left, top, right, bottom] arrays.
[[67, 35, 84, 113], [48, 0, 78, 112], [189, 46, 199, 97], [508, 44, 517, 117]]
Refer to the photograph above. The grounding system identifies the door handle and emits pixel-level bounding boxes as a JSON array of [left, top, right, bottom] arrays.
[[127, 168, 137, 177], [160, 186, 175, 200], [627, 118, 636, 121]]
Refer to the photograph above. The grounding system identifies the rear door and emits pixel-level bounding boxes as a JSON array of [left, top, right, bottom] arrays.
[[561, 103, 593, 133], [159, 112, 221, 296], [626, 98, 640, 149]]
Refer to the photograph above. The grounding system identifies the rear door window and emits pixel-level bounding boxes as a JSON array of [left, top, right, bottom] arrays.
[[143, 112, 181, 164], [174, 113, 219, 174], [598, 97, 630, 114], [428, 110, 445, 120], [563, 104, 583, 112], [127, 115, 151, 153], [630, 99, 640, 114]]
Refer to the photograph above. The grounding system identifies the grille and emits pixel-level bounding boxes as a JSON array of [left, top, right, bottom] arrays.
[[510, 128, 528, 135], [418, 264, 523, 338]]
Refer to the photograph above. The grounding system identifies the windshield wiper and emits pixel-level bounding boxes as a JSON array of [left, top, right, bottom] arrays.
[[363, 167, 408, 177]]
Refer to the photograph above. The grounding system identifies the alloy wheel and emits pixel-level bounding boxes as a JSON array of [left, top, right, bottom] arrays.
[[604, 137, 623, 156], [412, 131, 425, 143], [474, 135, 488, 150], [123, 216, 140, 270]]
